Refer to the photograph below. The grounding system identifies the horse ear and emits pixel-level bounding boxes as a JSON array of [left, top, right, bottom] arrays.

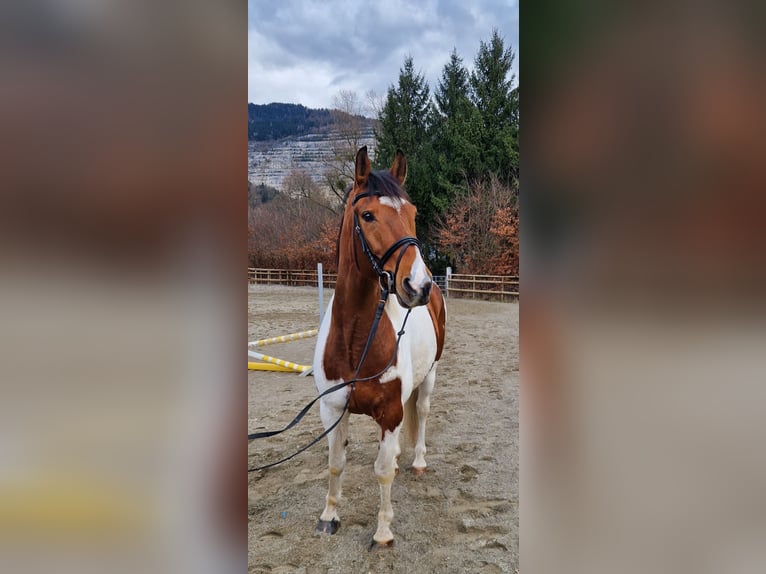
[[390, 148, 407, 185], [355, 146, 371, 187]]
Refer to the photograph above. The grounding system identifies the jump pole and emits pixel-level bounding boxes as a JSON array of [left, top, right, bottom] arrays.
[[248, 329, 318, 348], [247, 350, 311, 373], [247, 362, 297, 372], [246, 274, 326, 375]]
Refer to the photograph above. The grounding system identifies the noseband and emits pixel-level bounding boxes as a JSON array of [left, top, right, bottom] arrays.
[[352, 191, 422, 292]]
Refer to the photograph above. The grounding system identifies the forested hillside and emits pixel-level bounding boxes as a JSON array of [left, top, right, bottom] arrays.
[[248, 102, 374, 141]]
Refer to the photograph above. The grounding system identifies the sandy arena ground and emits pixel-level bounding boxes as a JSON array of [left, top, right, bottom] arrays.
[[248, 285, 518, 573]]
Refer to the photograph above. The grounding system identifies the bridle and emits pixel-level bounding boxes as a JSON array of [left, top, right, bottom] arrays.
[[352, 190, 422, 294], [248, 190, 422, 472]]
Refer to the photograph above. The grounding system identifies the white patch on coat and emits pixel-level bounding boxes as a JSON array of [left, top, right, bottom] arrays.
[[383, 295, 438, 403], [314, 292, 438, 407], [379, 364, 399, 384]]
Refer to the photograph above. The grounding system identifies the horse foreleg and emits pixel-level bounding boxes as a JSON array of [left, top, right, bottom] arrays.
[[412, 366, 436, 475], [371, 425, 401, 547], [316, 402, 349, 535]]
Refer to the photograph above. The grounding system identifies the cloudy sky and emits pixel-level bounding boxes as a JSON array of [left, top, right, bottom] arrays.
[[248, 0, 518, 111]]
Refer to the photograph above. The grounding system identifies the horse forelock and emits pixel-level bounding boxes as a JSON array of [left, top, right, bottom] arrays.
[[351, 170, 410, 205], [336, 171, 411, 268]]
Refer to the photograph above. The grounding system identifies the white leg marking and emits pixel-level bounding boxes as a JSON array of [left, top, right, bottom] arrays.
[[413, 366, 436, 470], [373, 426, 402, 544], [319, 402, 349, 523]]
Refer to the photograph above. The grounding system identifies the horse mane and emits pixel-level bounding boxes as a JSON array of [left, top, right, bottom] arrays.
[[335, 170, 411, 267]]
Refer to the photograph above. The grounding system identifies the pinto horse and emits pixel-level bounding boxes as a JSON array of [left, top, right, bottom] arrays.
[[312, 146, 446, 549]]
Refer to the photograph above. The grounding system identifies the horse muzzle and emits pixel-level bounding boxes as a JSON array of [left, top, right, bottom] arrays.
[[397, 276, 432, 308]]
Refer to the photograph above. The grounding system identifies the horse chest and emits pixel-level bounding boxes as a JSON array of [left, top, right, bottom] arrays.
[[347, 378, 404, 433]]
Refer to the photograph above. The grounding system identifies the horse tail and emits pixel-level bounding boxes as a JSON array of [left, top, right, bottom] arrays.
[[402, 387, 419, 447]]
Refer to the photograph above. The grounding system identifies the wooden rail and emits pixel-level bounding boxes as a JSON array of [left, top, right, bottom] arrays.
[[446, 273, 519, 302], [247, 267, 337, 288], [248, 268, 518, 302]]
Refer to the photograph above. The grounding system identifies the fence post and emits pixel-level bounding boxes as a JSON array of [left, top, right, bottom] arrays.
[[445, 267, 451, 298], [504, 276, 507, 302], [502, 276, 506, 303], [317, 262, 324, 326]]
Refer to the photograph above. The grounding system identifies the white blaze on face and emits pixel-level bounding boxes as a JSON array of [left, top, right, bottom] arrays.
[[378, 196, 405, 213], [408, 249, 430, 291], [377, 195, 429, 292]]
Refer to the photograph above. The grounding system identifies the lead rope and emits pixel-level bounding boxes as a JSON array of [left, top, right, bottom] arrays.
[[248, 285, 413, 472]]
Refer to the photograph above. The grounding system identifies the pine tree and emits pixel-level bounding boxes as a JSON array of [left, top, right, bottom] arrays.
[[435, 49, 471, 119], [375, 56, 432, 169], [470, 29, 519, 182], [374, 56, 439, 243], [432, 49, 482, 197]]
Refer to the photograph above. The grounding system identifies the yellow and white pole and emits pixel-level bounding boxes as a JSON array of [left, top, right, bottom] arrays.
[[247, 350, 311, 373], [247, 329, 318, 348], [247, 362, 296, 372]]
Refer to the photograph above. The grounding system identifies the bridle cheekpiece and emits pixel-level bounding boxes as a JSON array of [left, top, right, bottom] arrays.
[[351, 190, 421, 294]]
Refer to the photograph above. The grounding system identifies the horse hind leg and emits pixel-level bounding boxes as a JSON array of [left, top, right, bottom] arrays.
[[412, 365, 437, 476], [316, 402, 349, 535], [371, 424, 402, 549]]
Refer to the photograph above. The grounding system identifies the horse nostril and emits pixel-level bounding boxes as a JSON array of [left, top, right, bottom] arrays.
[[402, 277, 431, 302]]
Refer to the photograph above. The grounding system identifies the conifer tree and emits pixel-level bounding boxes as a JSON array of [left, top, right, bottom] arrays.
[[433, 49, 482, 197], [375, 56, 439, 242], [470, 29, 519, 182], [375, 56, 432, 167]]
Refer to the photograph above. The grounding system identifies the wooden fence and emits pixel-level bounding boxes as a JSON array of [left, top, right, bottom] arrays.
[[247, 267, 337, 289], [248, 267, 518, 302], [445, 273, 519, 302]]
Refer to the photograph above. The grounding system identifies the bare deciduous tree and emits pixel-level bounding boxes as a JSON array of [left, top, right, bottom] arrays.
[[323, 90, 372, 206], [282, 168, 338, 214]]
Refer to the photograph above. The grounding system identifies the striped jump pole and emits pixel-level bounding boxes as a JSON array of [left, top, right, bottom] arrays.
[[247, 350, 311, 373], [247, 362, 297, 372], [248, 329, 318, 348]]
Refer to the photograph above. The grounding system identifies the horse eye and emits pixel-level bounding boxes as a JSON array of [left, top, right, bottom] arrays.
[[361, 211, 375, 222]]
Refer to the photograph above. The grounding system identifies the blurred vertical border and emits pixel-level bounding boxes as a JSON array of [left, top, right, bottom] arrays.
[[522, 1, 766, 573], [0, 1, 246, 572]]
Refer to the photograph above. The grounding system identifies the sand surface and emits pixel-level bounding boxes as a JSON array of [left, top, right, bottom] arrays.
[[248, 285, 518, 573]]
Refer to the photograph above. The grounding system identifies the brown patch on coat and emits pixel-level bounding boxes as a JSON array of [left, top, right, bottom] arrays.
[[348, 378, 404, 435], [322, 287, 404, 436], [427, 283, 447, 361]]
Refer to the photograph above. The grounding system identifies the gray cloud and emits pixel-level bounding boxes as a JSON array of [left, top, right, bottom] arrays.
[[249, 0, 518, 110]]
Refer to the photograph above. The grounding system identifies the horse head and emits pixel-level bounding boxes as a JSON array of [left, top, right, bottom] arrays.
[[349, 145, 432, 308]]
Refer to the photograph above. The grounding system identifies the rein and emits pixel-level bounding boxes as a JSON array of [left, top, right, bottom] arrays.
[[248, 195, 419, 472], [248, 286, 412, 472]]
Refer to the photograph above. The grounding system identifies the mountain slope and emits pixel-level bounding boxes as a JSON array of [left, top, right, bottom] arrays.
[[247, 102, 375, 141], [248, 103, 333, 141]]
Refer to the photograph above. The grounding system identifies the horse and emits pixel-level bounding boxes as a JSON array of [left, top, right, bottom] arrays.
[[312, 145, 446, 549]]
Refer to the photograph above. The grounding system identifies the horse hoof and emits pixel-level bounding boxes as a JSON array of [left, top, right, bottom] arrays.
[[412, 466, 427, 477], [369, 539, 394, 552], [315, 519, 340, 535]]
